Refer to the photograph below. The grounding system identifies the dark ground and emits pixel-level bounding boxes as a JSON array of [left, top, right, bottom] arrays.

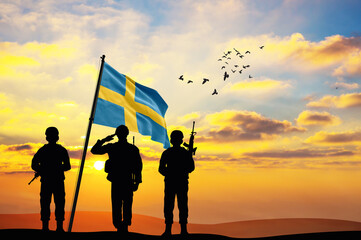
[[1, 229, 361, 240]]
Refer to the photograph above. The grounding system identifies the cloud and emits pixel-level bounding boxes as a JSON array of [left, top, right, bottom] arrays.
[[332, 51, 361, 77], [66, 146, 84, 159], [273, 34, 361, 67], [305, 130, 361, 145], [206, 126, 270, 142], [0, 143, 40, 174], [296, 35, 361, 65], [6, 144, 33, 152], [223, 78, 292, 99], [202, 110, 306, 142], [244, 148, 354, 159], [176, 112, 201, 126], [296, 110, 341, 126], [307, 93, 361, 108], [332, 81, 359, 90]]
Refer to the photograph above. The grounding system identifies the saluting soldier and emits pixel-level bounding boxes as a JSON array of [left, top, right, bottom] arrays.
[[91, 125, 142, 233], [31, 127, 71, 232]]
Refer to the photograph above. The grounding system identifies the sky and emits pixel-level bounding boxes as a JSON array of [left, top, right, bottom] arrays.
[[1, 0, 361, 227]]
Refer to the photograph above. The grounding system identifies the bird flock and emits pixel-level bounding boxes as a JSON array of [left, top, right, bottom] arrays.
[[178, 45, 264, 95]]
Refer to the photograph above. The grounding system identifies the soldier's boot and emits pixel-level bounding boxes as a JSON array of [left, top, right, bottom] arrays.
[[117, 222, 128, 234], [162, 223, 172, 237], [56, 221, 64, 232], [123, 223, 129, 234], [180, 223, 188, 236], [42, 221, 49, 231]]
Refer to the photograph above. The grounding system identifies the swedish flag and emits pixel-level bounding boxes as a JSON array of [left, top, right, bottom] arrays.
[[94, 62, 170, 149]]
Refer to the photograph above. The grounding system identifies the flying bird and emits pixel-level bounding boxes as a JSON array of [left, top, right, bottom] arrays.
[[221, 66, 226, 69], [260, 45, 264, 49], [227, 57, 231, 60], [245, 51, 251, 54], [239, 55, 244, 58], [212, 89, 218, 95], [224, 71, 230, 81], [231, 69, 236, 73], [218, 59, 222, 61], [179, 75, 184, 81], [234, 65, 239, 68], [187, 80, 193, 84], [249, 75, 253, 78], [202, 78, 210, 84], [225, 62, 229, 64], [243, 65, 247, 69], [239, 70, 243, 74]]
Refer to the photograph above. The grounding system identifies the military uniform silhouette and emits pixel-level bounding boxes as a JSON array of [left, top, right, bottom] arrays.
[[91, 125, 142, 233], [31, 127, 71, 232], [159, 130, 195, 236]]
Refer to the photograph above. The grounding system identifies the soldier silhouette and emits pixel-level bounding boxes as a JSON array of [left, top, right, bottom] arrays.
[[159, 130, 195, 236], [91, 125, 142, 233], [31, 127, 71, 232]]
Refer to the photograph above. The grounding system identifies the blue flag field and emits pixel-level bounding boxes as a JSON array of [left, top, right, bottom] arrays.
[[94, 62, 170, 149]]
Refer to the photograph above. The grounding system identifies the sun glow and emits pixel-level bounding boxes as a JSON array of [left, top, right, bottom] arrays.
[[93, 161, 105, 171]]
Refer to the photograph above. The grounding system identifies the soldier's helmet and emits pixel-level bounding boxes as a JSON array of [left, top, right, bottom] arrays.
[[45, 127, 59, 143], [171, 130, 183, 140], [45, 127, 59, 136], [170, 130, 183, 146], [115, 125, 129, 138]]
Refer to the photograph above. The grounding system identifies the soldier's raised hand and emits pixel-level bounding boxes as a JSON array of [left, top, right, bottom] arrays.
[[103, 134, 115, 142]]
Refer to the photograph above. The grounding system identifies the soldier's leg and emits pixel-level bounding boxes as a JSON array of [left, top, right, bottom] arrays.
[[123, 189, 133, 227], [40, 181, 52, 228], [164, 181, 176, 225], [53, 181, 65, 231], [111, 182, 123, 230], [177, 182, 189, 225], [54, 181, 65, 220]]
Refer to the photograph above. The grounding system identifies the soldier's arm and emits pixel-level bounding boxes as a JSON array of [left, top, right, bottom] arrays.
[[91, 139, 109, 155], [31, 149, 42, 173], [158, 151, 167, 176], [134, 147, 143, 183], [187, 150, 195, 173], [62, 147, 71, 172]]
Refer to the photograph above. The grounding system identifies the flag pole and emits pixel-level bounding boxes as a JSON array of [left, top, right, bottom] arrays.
[[68, 55, 106, 232]]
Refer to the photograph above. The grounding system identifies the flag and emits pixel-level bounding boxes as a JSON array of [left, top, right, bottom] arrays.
[[94, 62, 170, 149]]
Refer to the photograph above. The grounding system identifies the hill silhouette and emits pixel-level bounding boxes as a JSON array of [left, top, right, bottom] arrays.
[[1, 212, 361, 238], [1, 229, 361, 240]]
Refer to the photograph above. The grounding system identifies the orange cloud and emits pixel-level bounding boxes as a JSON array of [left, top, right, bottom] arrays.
[[202, 110, 305, 142], [305, 130, 361, 145], [296, 110, 341, 126], [244, 148, 354, 159], [266, 34, 361, 69], [307, 93, 361, 108]]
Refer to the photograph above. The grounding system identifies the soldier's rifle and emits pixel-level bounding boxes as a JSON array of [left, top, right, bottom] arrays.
[[28, 172, 40, 185], [183, 121, 197, 155]]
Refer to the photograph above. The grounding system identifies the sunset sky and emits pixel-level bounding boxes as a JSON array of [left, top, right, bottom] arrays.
[[1, 0, 361, 227]]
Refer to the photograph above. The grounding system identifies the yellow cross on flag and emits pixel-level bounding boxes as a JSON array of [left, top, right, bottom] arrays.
[[94, 62, 170, 148]]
